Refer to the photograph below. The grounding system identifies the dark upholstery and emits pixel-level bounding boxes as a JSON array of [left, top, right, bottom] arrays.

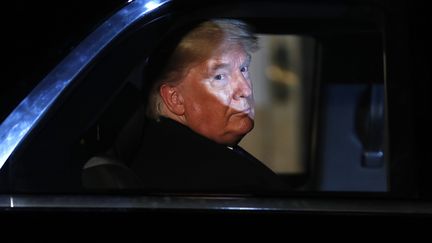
[[82, 156, 143, 189]]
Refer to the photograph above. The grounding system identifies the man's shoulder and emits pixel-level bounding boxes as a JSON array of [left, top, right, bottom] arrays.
[[145, 117, 225, 151], [132, 117, 289, 192], [140, 117, 253, 167]]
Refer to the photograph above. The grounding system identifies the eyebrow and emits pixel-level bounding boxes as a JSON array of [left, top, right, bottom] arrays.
[[210, 63, 230, 72], [209, 55, 252, 72]]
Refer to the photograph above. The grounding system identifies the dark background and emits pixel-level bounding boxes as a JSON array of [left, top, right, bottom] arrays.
[[2, 0, 126, 123]]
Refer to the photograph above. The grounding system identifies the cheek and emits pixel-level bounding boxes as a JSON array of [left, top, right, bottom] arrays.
[[197, 95, 227, 118], [206, 86, 232, 107], [183, 81, 232, 123], [187, 94, 228, 125], [184, 92, 212, 116]]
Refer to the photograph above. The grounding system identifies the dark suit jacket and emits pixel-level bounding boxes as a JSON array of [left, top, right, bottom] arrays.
[[130, 117, 288, 194]]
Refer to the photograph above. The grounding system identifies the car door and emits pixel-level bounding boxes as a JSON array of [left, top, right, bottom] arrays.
[[0, 0, 430, 224]]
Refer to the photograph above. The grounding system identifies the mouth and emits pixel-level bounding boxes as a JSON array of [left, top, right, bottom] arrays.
[[233, 108, 252, 116]]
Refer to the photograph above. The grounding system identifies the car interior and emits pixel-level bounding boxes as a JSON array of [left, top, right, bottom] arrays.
[[78, 16, 387, 193], [4, 2, 394, 198]]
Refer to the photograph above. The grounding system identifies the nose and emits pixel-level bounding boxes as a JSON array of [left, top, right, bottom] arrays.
[[233, 72, 252, 99]]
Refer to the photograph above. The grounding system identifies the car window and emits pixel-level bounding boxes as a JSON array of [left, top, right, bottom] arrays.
[[2, 1, 126, 124], [5, 14, 174, 193], [241, 31, 386, 192], [2, 2, 389, 195]]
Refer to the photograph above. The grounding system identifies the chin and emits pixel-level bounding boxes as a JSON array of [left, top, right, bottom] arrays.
[[242, 117, 254, 132], [232, 118, 254, 139], [241, 121, 254, 134], [218, 117, 254, 145]]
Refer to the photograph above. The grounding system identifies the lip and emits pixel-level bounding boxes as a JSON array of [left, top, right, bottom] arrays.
[[242, 108, 251, 113], [234, 108, 251, 115]]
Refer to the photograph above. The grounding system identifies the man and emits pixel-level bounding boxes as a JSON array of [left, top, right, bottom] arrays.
[[130, 19, 287, 194]]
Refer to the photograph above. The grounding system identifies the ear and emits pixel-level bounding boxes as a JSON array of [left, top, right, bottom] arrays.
[[159, 84, 185, 116]]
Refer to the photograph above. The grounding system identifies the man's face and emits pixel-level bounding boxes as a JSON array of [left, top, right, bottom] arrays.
[[177, 43, 255, 145]]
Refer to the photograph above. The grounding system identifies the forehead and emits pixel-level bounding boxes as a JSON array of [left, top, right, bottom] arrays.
[[205, 43, 250, 67]]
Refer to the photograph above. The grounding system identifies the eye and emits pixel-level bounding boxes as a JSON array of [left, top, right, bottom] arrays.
[[240, 66, 249, 73], [214, 74, 225, 80], [211, 74, 228, 87]]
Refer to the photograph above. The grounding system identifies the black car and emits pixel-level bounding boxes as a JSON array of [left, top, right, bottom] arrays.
[[1, 0, 431, 231]]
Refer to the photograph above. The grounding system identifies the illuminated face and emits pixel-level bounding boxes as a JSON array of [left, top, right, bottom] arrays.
[[177, 43, 255, 145]]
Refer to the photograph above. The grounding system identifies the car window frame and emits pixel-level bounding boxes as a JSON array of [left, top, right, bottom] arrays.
[[0, 0, 427, 216]]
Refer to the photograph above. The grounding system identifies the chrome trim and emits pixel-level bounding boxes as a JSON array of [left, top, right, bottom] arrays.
[[6, 195, 432, 215], [0, 195, 10, 207], [0, 0, 170, 169]]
